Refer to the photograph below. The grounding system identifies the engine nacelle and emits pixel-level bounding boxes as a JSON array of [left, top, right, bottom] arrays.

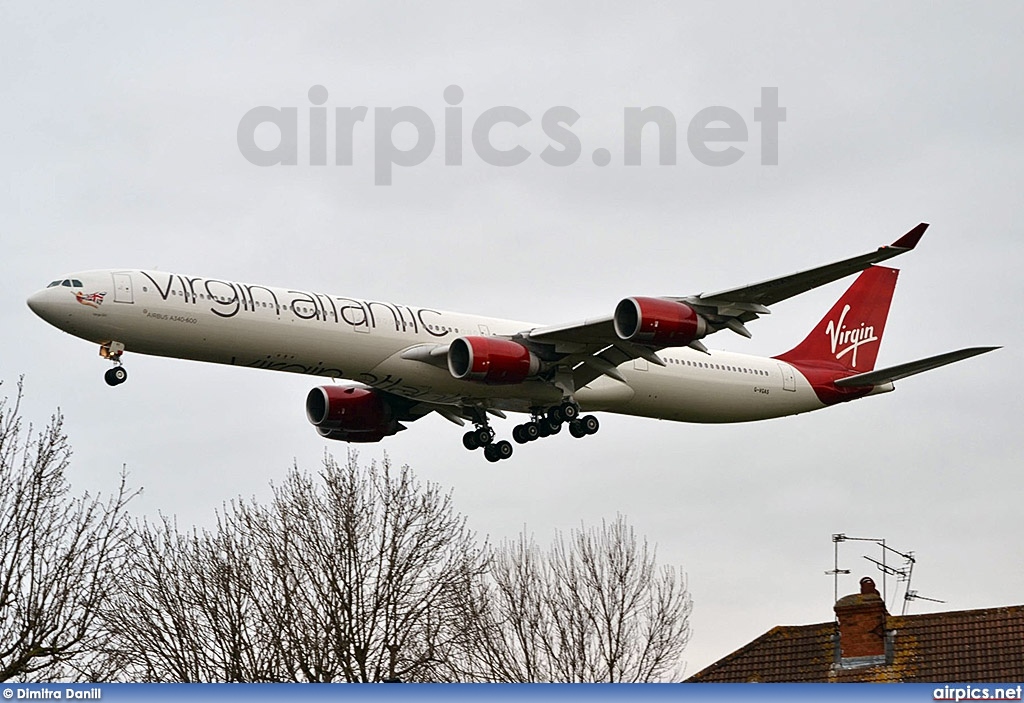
[[315, 427, 393, 443], [448, 336, 540, 385], [614, 297, 708, 346], [305, 385, 400, 442]]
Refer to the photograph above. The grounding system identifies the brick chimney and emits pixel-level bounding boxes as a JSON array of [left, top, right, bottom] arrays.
[[834, 576, 888, 661]]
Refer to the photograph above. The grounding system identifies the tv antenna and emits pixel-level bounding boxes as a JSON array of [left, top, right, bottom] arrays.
[[826, 533, 944, 615]]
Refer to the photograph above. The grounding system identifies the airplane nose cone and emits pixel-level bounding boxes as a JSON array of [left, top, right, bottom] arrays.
[[26, 290, 45, 315], [27, 285, 80, 332], [26, 289, 57, 322]]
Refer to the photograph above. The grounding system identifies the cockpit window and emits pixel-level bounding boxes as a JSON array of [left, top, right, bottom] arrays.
[[61, 280, 72, 287], [71, 279, 83, 287], [47, 281, 62, 288]]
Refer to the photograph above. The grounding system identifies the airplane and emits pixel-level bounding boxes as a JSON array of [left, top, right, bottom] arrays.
[[26, 223, 997, 462]]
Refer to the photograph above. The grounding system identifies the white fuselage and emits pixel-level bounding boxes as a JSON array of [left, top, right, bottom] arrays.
[[27, 269, 843, 423]]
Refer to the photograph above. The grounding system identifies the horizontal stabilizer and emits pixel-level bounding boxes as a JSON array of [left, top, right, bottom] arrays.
[[833, 347, 999, 388]]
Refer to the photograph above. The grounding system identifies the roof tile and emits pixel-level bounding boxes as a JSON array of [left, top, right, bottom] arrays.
[[687, 604, 1024, 683]]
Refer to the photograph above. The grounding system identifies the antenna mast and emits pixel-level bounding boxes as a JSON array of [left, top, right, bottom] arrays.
[[826, 534, 944, 615]]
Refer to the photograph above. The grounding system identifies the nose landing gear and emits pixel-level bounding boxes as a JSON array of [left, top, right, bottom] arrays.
[[100, 341, 128, 386], [104, 366, 128, 387]]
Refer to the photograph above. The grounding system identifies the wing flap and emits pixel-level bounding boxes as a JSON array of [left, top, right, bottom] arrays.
[[525, 316, 616, 347]]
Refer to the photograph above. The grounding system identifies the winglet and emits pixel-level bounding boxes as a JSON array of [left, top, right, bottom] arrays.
[[889, 222, 928, 250]]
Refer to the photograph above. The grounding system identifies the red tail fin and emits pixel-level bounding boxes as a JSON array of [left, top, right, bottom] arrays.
[[774, 266, 898, 372]]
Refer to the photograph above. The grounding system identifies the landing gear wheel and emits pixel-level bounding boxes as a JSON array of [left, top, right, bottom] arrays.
[[463, 431, 481, 450], [513, 425, 536, 444], [484, 444, 501, 462], [474, 426, 495, 446], [560, 401, 579, 421], [104, 367, 127, 387], [547, 406, 564, 424], [494, 440, 513, 460], [581, 415, 600, 435], [537, 421, 552, 438], [569, 420, 587, 438], [545, 418, 561, 435]]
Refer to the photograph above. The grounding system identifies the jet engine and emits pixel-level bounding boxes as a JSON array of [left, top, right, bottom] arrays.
[[448, 336, 540, 385], [614, 297, 708, 346], [305, 385, 401, 443]]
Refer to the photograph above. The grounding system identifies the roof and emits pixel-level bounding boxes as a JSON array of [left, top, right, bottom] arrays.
[[687, 604, 1024, 683]]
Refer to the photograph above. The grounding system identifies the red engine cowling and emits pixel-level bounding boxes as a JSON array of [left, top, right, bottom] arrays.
[[305, 385, 400, 442], [315, 427, 393, 443], [448, 336, 540, 385], [614, 297, 708, 346]]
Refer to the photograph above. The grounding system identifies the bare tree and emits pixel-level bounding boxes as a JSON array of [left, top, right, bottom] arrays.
[[0, 378, 689, 682], [99, 512, 284, 682], [94, 449, 688, 683], [234, 453, 484, 682], [463, 516, 692, 682], [103, 453, 485, 682], [0, 379, 136, 682], [251, 453, 485, 682]]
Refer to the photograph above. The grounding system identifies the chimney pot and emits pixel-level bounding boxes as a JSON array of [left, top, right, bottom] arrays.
[[860, 576, 879, 595]]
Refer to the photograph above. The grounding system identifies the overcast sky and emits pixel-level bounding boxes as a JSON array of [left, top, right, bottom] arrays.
[[3, 1, 1022, 676]]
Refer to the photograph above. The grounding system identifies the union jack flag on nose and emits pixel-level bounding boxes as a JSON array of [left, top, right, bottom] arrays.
[[75, 291, 106, 308]]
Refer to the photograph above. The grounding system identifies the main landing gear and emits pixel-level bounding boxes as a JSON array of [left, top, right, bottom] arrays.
[[462, 400, 600, 463], [567, 414, 600, 438], [462, 424, 514, 463], [512, 400, 599, 445], [100, 341, 128, 387]]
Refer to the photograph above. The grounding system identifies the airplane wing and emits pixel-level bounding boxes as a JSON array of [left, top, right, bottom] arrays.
[[833, 347, 999, 388], [693, 222, 928, 309], [352, 384, 496, 428], [522, 224, 930, 388]]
